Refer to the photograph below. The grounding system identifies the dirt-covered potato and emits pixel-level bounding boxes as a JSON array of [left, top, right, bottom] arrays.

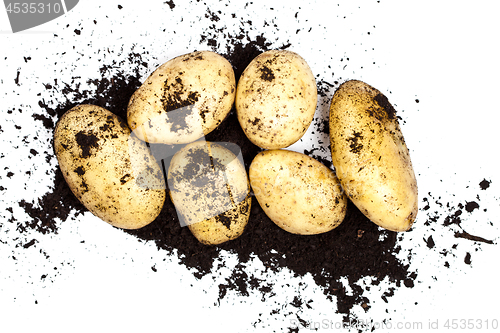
[[127, 50, 236, 144], [236, 50, 317, 149], [329, 80, 418, 232], [54, 104, 166, 229], [168, 140, 251, 245], [249, 149, 347, 235]]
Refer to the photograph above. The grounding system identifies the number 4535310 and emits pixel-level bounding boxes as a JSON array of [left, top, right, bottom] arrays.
[[444, 319, 498, 330], [6, 2, 63, 14]]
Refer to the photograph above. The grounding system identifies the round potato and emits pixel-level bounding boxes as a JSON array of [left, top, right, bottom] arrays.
[[168, 140, 251, 245], [329, 80, 418, 232], [127, 50, 236, 144], [54, 104, 166, 229], [236, 50, 317, 149], [249, 149, 347, 235]]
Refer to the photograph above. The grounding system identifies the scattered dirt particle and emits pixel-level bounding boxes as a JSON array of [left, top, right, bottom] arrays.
[[479, 179, 491, 190], [465, 201, 479, 213]]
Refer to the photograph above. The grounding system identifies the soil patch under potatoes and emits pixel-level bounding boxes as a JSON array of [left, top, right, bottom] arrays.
[[25, 36, 413, 327]]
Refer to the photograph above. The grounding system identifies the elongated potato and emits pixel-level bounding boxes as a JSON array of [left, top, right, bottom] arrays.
[[329, 80, 418, 232], [54, 104, 166, 229]]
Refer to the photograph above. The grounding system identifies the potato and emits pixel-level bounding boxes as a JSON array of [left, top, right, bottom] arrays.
[[127, 50, 236, 144], [236, 50, 317, 149], [168, 140, 251, 245], [329, 80, 418, 232], [54, 104, 166, 230], [249, 149, 347, 235]]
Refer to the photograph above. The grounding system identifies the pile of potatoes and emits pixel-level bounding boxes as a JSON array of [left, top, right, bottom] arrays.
[[54, 49, 418, 245]]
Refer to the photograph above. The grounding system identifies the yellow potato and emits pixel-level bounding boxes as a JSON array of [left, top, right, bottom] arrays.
[[54, 104, 166, 229], [236, 50, 317, 149], [329, 80, 418, 232], [249, 149, 347, 235], [168, 140, 251, 245], [127, 50, 236, 144]]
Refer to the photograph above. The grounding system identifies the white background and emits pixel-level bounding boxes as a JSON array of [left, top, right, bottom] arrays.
[[1, 0, 499, 332]]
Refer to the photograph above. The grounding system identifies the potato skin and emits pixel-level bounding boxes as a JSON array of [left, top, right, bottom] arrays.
[[249, 150, 347, 235], [236, 50, 317, 149], [168, 141, 251, 245], [127, 50, 236, 145], [329, 80, 418, 232], [54, 104, 166, 229]]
